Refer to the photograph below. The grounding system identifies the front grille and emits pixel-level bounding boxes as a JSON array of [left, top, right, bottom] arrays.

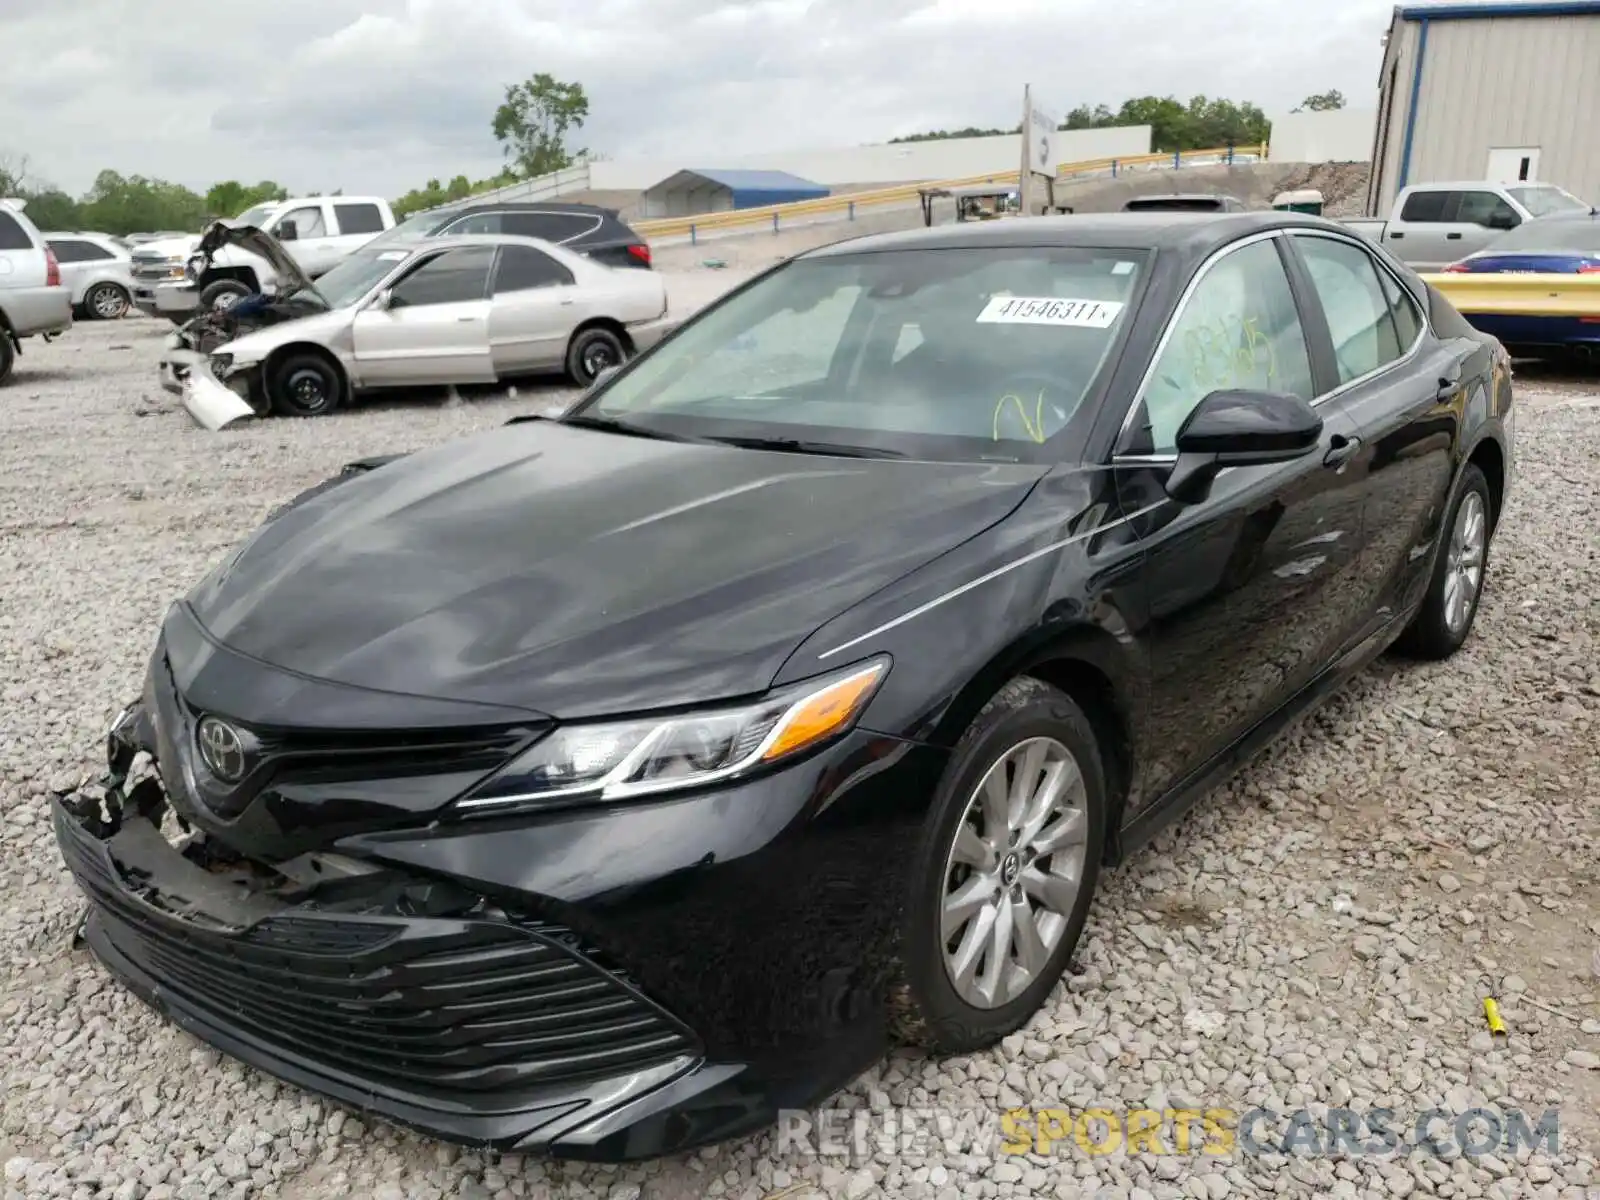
[[56, 804, 696, 1099]]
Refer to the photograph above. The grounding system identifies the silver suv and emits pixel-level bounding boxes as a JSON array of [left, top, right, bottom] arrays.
[[0, 199, 73, 384]]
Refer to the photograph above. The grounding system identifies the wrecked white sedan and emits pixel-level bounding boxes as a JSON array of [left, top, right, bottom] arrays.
[[161, 222, 674, 430]]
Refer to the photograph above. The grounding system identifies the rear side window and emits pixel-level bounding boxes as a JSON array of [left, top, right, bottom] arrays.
[[389, 245, 495, 307], [492, 244, 575, 293], [0, 211, 33, 251], [1293, 235, 1404, 384], [1399, 190, 1452, 222], [501, 212, 602, 244], [1380, 269, 1425, 349], [49, 238, 110, 262], [334, 203, 386, 235]]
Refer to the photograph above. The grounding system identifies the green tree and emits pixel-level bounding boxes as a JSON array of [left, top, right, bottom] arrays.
[[78, 170, 207, 236], [204, 179, 288, 218], [492, 73, 590, 178], [1294, 89, 1347, 113], [19, 188, 81, 230]]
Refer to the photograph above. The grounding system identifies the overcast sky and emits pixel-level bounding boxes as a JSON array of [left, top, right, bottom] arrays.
[[1, 0, 1401, 200]]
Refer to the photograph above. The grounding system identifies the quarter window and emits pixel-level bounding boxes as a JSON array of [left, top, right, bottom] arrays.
[[1294, 236, 1405, 384], [1379, 269, 1424, 350], [389, 245, 494, 307], [1134, 238, 1315, 453]]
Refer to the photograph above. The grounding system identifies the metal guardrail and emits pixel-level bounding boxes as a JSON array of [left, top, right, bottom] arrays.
[[632, 144, 1268, 243], [1420, 272, 1600, 318]]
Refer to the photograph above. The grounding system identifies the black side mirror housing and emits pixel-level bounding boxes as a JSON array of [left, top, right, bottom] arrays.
[[1485, 211, 1519, 230], [1165, 388, 1324, 504]]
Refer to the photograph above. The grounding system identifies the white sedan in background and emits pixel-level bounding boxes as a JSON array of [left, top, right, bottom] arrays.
[[162, 229, 673, 430]]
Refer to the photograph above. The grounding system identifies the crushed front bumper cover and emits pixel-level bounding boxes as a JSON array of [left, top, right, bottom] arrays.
[[53, 773, 724, 1158], [160, 344, 256, 431]]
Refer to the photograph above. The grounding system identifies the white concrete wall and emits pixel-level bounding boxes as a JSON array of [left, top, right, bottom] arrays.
[[1267, 109, 1376, 164], [588, 126, 1153, 191]]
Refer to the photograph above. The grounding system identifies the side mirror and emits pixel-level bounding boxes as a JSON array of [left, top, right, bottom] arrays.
[[1485, 211, 1519, 230], [369, 288, 394, 311], [278, 219, 299, 241], [1165, 389, 1323, 504]]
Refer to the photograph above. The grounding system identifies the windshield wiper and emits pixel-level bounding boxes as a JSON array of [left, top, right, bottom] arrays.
[[701, 435, 906, 459], [559, 413, 709, 443]]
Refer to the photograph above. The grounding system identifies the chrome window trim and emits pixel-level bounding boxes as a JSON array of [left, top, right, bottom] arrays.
[[1110, 225, 1436, 466]]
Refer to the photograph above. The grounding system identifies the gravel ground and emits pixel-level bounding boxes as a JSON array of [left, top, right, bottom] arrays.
[[2, 316, 1598, 1200]]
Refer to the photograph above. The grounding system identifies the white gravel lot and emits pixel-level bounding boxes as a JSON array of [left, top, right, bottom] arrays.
[[1, 314, 1598, 1200]]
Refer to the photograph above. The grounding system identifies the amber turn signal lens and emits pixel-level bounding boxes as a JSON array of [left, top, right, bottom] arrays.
[[760, 663, 886, 762]]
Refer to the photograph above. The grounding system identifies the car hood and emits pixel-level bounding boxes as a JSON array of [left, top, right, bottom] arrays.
[[193, 220, 317, 296], [184, 422, 1047, 720], [131, 234, 202, 259]]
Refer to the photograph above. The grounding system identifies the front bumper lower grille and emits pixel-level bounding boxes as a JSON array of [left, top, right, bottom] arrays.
[[54, 801, 697, 1105]]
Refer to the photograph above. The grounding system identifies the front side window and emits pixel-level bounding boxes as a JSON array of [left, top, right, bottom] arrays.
[[389, 245, 494, 307], [584, 246, 1149, 462], [277, 205, 327, 239], [1295, 235, 1404, 384], [445, 212, 502, 235], [1131, 238, 1315, 453], [1455, 191, 1519, 228]]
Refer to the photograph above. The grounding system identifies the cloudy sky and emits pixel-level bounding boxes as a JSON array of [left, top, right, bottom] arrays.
[[1, 0, 1401, 199]]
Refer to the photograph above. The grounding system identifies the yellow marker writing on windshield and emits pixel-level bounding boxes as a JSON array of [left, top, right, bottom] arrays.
[[993, 390, 1047, 443]]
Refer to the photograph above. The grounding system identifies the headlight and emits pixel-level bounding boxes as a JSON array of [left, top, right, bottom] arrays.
[[456, 657, 889, 812]]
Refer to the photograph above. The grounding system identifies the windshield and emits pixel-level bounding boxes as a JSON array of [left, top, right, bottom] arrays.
[[233, 203, 279, 228], [367, 210, 445, 246], [579, 246, 1148, 462], [1485, 215, 1600, 253], [1506, 185, 1589, 217], [293, 246, 411, 308]]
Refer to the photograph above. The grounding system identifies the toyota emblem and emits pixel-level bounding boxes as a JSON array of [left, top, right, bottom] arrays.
[[196, 716, 249, 783]]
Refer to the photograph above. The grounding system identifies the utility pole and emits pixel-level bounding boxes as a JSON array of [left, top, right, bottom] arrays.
[[1018, 83, 1033, 217]]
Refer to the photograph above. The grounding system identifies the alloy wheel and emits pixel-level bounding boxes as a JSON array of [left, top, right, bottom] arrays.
[[1443, 490, 1486, 635], [940, 736, 1090, 1009], [91, 285, 128, 319]]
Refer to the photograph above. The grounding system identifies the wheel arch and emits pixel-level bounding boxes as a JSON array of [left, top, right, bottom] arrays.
[[1465, 432, 1506, 534], [201, 266, 262, 294], [263, 341, 351, 408], [570, 316, 633, 354], [928, 623, 1140, 863]]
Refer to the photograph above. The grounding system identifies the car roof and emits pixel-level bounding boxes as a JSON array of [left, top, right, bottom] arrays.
[[379, 232, 569, 254], [802, 211, 1339, 262], [429, 200, 618, 218]]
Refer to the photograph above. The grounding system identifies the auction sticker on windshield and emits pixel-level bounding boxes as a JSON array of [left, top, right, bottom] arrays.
[[976, 296, 1125, 328]]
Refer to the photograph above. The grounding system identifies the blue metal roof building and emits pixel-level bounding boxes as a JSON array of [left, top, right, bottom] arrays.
[[638, 169, 830, 218], [1367, 0, 1600, 213]]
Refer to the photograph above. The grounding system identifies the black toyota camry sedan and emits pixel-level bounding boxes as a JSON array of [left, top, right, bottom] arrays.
[[56, 212, 1513, 1161]]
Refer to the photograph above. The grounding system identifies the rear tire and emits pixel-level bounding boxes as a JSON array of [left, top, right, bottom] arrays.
[[896, 676, 1107, 1053], [85, 281, 131, 320], [0, 334, 14, 386], [1393, 463, 1492, 660], [565, 326, 627, 387], [268, 351, 343, 418]]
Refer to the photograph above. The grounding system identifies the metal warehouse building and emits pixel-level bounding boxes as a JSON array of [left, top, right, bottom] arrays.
[[637, 169, 830, 218], [1368, 0, 1600, 213]]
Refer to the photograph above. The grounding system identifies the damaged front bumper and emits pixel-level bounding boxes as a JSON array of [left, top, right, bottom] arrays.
[[160, 342, 258, 431], [52, 717, 713, 1157]]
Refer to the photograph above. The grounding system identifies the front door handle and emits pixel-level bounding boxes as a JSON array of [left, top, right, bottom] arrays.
[[1324, 434, 1363, 468], [1389, 231, 1405, 239], [1446, 231, 1463, 240], [456, 315, 476, 322]]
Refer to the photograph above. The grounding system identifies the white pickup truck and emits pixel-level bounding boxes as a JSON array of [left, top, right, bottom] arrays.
[[130, 195, 396, 321], [1341, 180, 1591, 271]]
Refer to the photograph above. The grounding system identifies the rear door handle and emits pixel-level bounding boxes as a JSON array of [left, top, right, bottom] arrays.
[[1437, 367, 1463, 398], [1324, 434, 1363, 468], [1446, 232, 1463, 240], [1389, 231, 1405, 239], [456, 315, 476, 322]]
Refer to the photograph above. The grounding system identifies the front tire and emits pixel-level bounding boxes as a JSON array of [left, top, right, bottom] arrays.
[[84, 281, 131, 320], [267, 351, 343, 418], [565, 326, 627, 387], [199, 279, 253, 312], [1393, 463, 1492, 660], [898, 676, 1107, 1053]]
